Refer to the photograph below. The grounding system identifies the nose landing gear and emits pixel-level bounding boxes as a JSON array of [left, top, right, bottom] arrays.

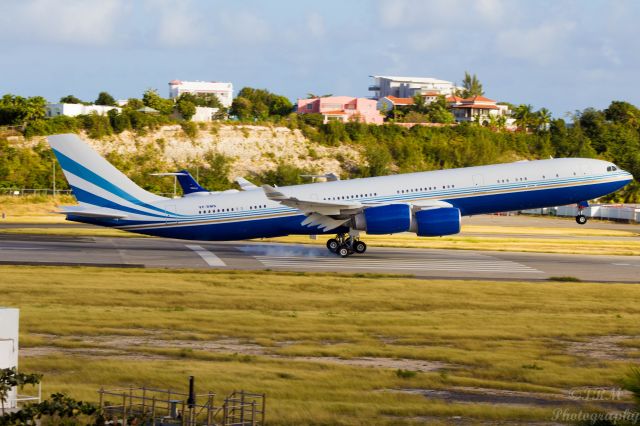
[[575, 202, 588, 225], [326, 233, 367, 257]]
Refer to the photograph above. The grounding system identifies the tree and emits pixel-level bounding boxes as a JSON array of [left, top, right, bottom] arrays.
[[94, 91, 117, 106], [427, 95, 455, 123], [59, 95, 83, 104], [124, 98, 145, 110], [513, 104, 534, 132], [0, 95, 47, 127], [108, 109, 131, 133], [459, 71, 484, 98], [604, 101, 640, 127], [230, 87, 293, 121], [177, 92, 223, 109], [176, 98, 196, 120], [535, 107, 552, 131], [198, 151, 233, 190], [142, 89, 174, 115], [0, 392, 102, 425], [0, 368, 41, 415]]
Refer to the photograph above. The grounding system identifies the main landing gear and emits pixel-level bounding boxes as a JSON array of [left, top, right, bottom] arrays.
[[326, 233, 367, 257]]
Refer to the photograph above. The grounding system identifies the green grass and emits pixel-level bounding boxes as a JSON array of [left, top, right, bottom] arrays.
[[3, 266, 640, 424]]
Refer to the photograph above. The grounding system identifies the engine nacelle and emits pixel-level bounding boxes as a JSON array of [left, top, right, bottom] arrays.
[[415, 207, 461, 237], [354, 204, 411, 234]]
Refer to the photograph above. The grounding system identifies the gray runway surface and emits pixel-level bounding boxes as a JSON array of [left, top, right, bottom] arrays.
[[1, 232, 639, 282]]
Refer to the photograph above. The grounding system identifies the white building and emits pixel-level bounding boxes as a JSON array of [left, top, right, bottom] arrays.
[[0, 308, 19, 410], [192, 106, 221, 122], [369, 75, 460, 99], [46, 103, 121, 118], [168, 80, 233, 108]]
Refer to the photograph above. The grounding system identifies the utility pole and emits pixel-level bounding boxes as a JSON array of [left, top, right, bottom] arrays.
[[173, 175, 177, 198]]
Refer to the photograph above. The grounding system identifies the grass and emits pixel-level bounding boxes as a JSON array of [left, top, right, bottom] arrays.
[[3, 266, 640, 424], [0, 195, 76, 221], [0, 227, 145, 238]]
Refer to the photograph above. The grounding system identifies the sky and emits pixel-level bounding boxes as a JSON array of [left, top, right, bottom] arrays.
[[0, 0, 638, 117]]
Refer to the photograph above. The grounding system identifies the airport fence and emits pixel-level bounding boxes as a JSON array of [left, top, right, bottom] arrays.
[[521, 204, 640, 223], [0, 188, 73, 196], [0, 188, 176, 198], [98, 386, 265, 426]]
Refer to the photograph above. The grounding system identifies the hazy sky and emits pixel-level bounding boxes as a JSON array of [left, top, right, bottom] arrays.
[[1, 0, 638, 116]]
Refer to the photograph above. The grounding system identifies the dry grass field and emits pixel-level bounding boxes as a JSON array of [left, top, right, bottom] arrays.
[[3, 266, 640, 424]]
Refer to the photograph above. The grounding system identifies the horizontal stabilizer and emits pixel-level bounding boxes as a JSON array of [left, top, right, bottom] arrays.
[[235, 177, 258, 190], [53, 205, 128, 219]]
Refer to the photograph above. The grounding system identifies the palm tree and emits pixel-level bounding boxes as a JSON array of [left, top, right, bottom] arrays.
[[513, 104, 534, 132], [536, 107, 552, 131], [459, 71, 484, 98]]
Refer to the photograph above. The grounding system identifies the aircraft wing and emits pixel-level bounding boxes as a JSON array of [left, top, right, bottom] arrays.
[[262, 185, 362, 214], [263, 185, 373, 231], [263, 185, 455, 231]]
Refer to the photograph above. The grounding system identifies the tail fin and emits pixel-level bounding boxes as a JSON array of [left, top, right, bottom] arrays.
[[176, 170, 207, 194], [47, 134, 167, 211]]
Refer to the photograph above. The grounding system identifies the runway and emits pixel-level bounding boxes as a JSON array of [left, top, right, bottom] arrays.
[[1, 231, 639, 282]]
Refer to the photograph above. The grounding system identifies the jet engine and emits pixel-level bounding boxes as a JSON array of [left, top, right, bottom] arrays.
[[414, 207, 461, 237], [353, 204, 411, 234]]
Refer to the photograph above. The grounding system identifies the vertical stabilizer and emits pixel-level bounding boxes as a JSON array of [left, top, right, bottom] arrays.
[[47, 134, 167, 212]]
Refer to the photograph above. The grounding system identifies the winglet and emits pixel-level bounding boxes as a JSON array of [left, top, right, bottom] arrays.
[[262, 184, 287, 201]]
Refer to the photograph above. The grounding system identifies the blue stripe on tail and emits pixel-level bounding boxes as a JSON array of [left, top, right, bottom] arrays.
[[53, 149, 180, 216]]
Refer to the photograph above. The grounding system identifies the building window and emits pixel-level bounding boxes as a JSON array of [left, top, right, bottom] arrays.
[[306, 104, 313, 110]]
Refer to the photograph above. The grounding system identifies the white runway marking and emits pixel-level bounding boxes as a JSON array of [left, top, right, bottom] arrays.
[[254, 256, 543, 274], [185, 245, 226, 267]]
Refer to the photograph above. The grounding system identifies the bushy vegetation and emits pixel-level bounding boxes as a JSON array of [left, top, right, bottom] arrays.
[[230, 87, 293, 121], [1, 86, 640, 201]]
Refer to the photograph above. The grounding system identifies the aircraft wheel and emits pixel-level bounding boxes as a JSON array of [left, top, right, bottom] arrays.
[[326, 238, 339, 253], [354, 241, 367, 254], [576, 214, 587, 225], [338, 246, 350, 258]]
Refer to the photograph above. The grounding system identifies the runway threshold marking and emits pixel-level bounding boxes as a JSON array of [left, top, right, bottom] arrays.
[[185, 245, 226, 267], [254, 256, 543, 274]]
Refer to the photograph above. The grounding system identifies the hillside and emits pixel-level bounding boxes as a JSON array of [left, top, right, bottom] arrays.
[[19, 123, 361, 180]]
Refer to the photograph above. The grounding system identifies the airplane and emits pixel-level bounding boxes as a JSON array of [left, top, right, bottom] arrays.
[[47, 134, 633, 257]]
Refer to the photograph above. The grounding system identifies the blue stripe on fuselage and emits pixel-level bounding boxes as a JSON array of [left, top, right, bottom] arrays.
[[68, 178, 631, 241]]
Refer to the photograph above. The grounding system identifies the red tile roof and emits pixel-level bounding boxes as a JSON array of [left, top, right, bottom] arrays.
[[465, 95, 496, 103], [386, 96, 414, 105]]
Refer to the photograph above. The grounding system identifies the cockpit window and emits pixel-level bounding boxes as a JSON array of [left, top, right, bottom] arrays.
[[607, 166, 618, 172]]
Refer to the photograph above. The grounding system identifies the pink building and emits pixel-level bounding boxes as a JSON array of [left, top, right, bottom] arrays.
[[296, 96, 384, 124]]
